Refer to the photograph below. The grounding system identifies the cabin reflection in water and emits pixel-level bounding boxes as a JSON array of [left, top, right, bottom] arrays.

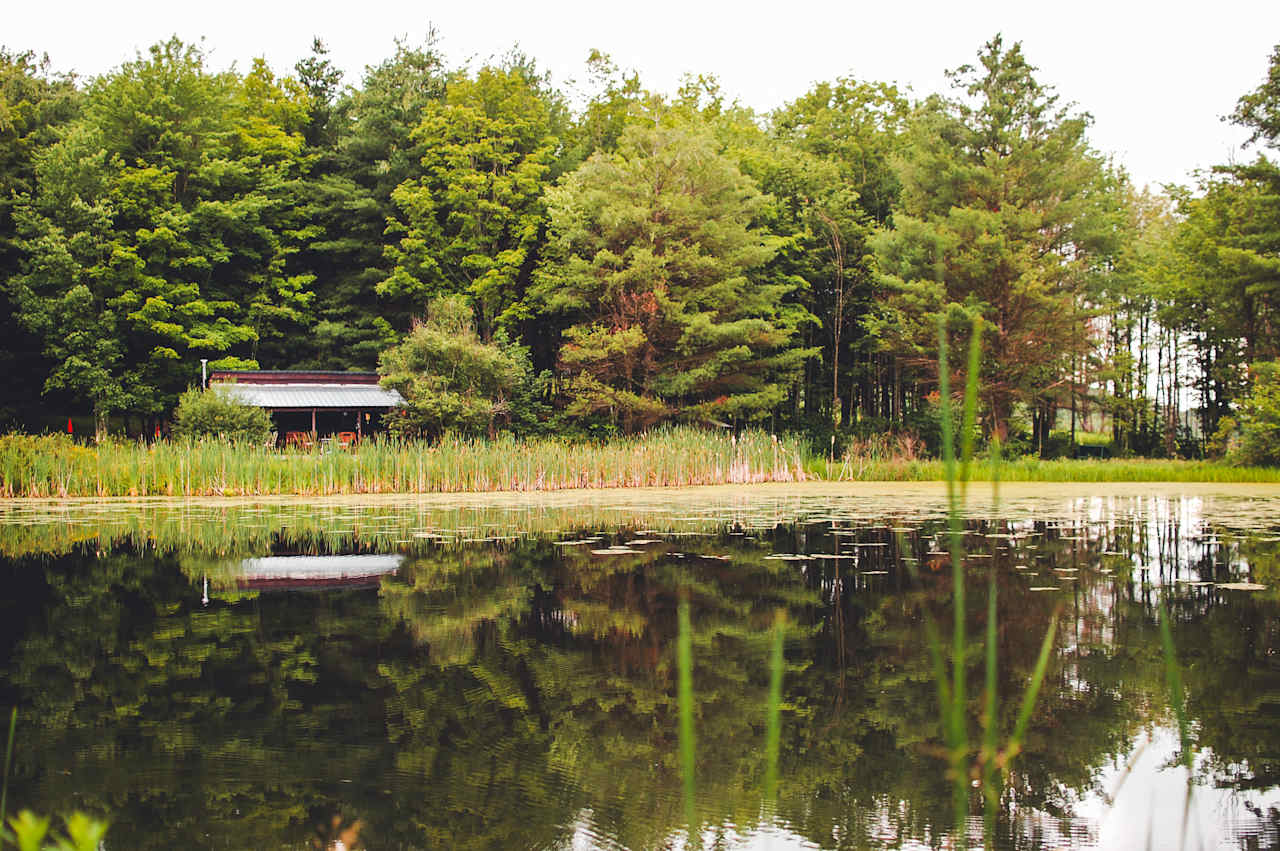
[[231, 554, 402, 592]]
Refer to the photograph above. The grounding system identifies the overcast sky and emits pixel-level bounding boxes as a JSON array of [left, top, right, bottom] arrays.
[[8, 0, 1279, 189]]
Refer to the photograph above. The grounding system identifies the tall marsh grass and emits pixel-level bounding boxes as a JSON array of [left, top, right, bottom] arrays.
[[2, 425, 1276, 499], [0, 429, 810, 498], [823, 454, 1280, 483]]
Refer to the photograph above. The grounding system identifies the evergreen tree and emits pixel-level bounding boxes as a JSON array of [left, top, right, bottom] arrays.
[[873, 36, 1109, 438], [534, 117, 813, 432], [283, 37, 447, 370]]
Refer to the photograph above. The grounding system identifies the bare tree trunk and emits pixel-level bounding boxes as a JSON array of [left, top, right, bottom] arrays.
[[814, 209, 846, 432]]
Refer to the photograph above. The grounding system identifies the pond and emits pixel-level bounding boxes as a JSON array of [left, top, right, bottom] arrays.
[[0, 483, 1277, 850]]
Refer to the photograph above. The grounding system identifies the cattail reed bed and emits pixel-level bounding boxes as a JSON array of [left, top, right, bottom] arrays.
[[0, 429, 810, 498], [3, 431, 1277, 498]]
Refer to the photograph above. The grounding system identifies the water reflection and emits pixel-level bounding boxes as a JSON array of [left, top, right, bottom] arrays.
[[0, 484, 1277, 849], [234, 554, 404, 593]]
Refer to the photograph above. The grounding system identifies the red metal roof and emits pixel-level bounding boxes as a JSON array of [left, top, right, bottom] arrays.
[[210, 370, 381, 386]]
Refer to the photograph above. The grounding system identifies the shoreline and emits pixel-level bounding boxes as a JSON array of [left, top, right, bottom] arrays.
[[5, 478, 1280, 508], [3, 431, 1279, 498]]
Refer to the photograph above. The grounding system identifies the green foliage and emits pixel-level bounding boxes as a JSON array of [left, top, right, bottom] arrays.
[[730, 110, 879, 432], [536, 116, 814, 431], [1230, 361, 1280, 466], [170, 386, 272, 444], [0, 50, 81, 429], [770, 76, 907, 224], [283, 37, 446, 370], [1174, 172, 1279, 390], [6, 811, 108, 851], [873, 36, 1111, 438], [378, 295, 544, 438], [380, 63, 562, 338], [1166, 43, 1280, 442], [0, 32, 1276, 457], [8, 39, 313, 425], [1231, 42, 1280, 148], [1208, 415, 1238, 459]]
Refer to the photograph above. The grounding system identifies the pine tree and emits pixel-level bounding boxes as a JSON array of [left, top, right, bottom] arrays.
[[535, 117, 812, 431], [873, 35, 1109, 438]]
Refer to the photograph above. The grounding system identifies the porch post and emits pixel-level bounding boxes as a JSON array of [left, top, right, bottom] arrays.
[[311, 407, 316, 435]]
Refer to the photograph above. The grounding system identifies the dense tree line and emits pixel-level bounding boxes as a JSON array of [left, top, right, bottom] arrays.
[[1, 33, 1278, 455]]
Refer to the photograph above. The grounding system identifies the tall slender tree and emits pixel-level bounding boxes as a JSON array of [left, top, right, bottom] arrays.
[[873, 35, 1109, 439]]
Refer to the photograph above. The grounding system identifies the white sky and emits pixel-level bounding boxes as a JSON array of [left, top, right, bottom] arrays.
[[7, 0, 1279, 189]]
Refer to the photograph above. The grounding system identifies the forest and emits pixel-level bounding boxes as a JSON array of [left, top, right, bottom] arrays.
[[1, 32, 1278, 461]]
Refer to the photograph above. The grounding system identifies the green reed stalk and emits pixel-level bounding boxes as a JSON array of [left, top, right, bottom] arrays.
[[1009, 614, 1058, 753], [981, 420, 1003, 843], [763, 609, 785, 808], [677, 594, 697, 838], [936, 319, 968, 845], [982, 577, 998, 841], [929, 315, 1065, 849], [1, 707, 15, 830]]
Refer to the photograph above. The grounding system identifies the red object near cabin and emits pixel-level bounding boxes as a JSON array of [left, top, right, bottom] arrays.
[[67, 418, 73, 434]]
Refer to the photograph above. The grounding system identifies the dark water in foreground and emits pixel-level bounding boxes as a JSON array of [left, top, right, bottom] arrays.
[[0, 483, 1277, 850]]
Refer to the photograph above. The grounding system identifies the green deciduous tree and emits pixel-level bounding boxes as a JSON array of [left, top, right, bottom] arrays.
[[768, 78, 909, 433], [8, 39, 315, 432], [0, 49, 81, 428], [1226, 360, 1280, 466], [1169, 42, 1280, 448], [379, 62, 563, 340], [378, 294, 543, 439]]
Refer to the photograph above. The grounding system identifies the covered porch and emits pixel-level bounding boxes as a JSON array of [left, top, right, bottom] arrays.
[[210, 370, 404, 446]]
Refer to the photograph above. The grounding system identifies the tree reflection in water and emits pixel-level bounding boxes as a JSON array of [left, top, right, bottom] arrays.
[[0, 489, 1276, 849]]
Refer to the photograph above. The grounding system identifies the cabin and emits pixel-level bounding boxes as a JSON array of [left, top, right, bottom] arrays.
[[210, 370, 404, 446]]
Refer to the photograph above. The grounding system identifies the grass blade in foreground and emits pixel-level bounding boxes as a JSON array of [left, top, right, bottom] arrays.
[[763, 609, 785, 808], [677, 595, 697, 842], [0, 708, 13, 831], [927, 315, 1063, 849]]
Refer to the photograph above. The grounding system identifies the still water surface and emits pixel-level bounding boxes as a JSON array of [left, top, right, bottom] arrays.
[[0, 483, 1277, 850]]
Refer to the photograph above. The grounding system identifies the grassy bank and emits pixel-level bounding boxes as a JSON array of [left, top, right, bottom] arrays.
[[819, 455, 1280, 483], [2, 430, 1277, 498]]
